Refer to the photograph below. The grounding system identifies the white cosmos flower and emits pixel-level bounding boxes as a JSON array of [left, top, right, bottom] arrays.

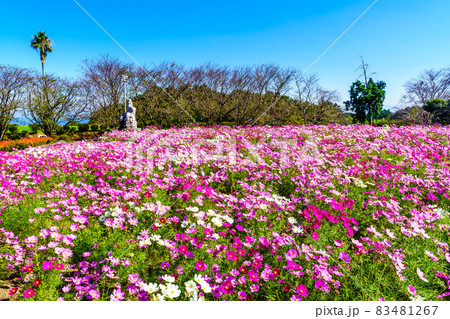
[[260, 203, 268, 210], [211, 217, 222, 227], [184, 280, 197, 294], [292, 225, 304, 234], [181, 221, 189, 228], [143, 282, 159, 294], [197, 219, 205, 226], [152, 293, 165, 301], [288, 217, 297, 224], [192, 206, 199, 212], [150, 234, 161, 241], [194, 274, 205, 284], [223, 216, 233, 224], [164, 283, 181, 299], [199, 280, 211, 293], [162, 275, 175, 283], [410, 295, 425, 301], [194, 274, 211, 293], [189, 290, 205, 301]]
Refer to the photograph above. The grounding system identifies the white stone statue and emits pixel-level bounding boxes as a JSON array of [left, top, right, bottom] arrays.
[[119, 99, 137, 130]]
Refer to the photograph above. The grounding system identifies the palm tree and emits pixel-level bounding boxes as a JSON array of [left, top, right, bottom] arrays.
[[30, 31, 53, 78]]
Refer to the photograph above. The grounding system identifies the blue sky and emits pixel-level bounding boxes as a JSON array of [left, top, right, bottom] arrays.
[[1, 0, 449, 109]]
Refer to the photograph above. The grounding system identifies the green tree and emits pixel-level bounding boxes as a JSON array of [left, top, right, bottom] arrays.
[[345, 58, 386, 125], [423, 98, 450, 124], [30, 31, 53, 79], [345, 78, 386, 124]]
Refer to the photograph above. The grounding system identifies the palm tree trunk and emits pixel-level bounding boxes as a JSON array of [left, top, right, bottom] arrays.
[[41, 60, 45, 78]]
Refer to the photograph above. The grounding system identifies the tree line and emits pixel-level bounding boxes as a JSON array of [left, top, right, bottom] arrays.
[[1, 30, 449, 140], [0, 55, 351, 139]]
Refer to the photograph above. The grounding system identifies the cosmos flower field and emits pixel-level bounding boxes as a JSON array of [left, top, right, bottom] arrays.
[[0, 124, 449, 301]]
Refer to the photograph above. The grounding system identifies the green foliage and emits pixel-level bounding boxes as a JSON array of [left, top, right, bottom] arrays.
[[77, 123, 89, 132], [30, 31, 53, 77], [423, 98, 450, 125], [344, 78, 386, 124], [57, 134, 72, 142], [6, 124, 28, 140]]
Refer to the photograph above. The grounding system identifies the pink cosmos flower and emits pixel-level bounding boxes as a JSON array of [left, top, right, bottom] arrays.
[[248, 270, 259, 282], [178, 245, 188, 255], [250, 284, 259, 293], [436, 292, 450, 299], [195, 260, 207, 271], [238, 291, 247, 300], [34, 207, 46, 214], [315, 280, 329, 292], [334, 239, 343, 247], [33, 279, 42, 287], [295, 284, 309, 297], [54, 263, 64, 270], [225, 250, 238, 261], [291, 294, 302, 301], [42, 261, 53, 270], [23, 289, 35, 298], [425, 250, 439, 262], [8, 287, 18, 296], [285, 249, 297, 260], [110, 288, 125, 301], [160, 262, 170, 270], [338, 251, 351, 263], [220, 281, 234, 295], [417, 267, 429, 283], [89, 289, 100, 300], [407, 285, 416, 295]]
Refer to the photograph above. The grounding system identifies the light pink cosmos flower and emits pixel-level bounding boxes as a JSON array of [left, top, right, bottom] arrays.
[[445, 253, 450, 263], [416, 267, 429, 283], [34, 207, 47, 214], [425, 251, 439, 262], [110, 288, 125, 301]]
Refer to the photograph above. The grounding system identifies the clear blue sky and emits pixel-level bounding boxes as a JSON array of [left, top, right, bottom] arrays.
[[1, 0, 449, 109]]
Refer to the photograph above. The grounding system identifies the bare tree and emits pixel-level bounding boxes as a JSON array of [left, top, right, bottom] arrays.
[[0, 65, 32, 141], [81, 55, 133, 127], [23, 74, 88, 137], [402, 67, 450, 106]]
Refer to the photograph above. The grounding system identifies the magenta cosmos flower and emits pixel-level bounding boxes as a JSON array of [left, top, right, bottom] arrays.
[[23, 289, 35, 299], [285, 249, 297, 260], [315, 280, 329, 292], [220, 281, 235, 295], [295, 284, 309, 297], [42, 261, 53, 270], [195, 260, 207, 271], [407, 285, 416, 295]]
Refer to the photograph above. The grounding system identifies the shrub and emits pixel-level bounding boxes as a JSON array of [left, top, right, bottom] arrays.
[[77, 123, 89, 132], [91, 124, 99, 131], [57, 134, 72, 142]]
